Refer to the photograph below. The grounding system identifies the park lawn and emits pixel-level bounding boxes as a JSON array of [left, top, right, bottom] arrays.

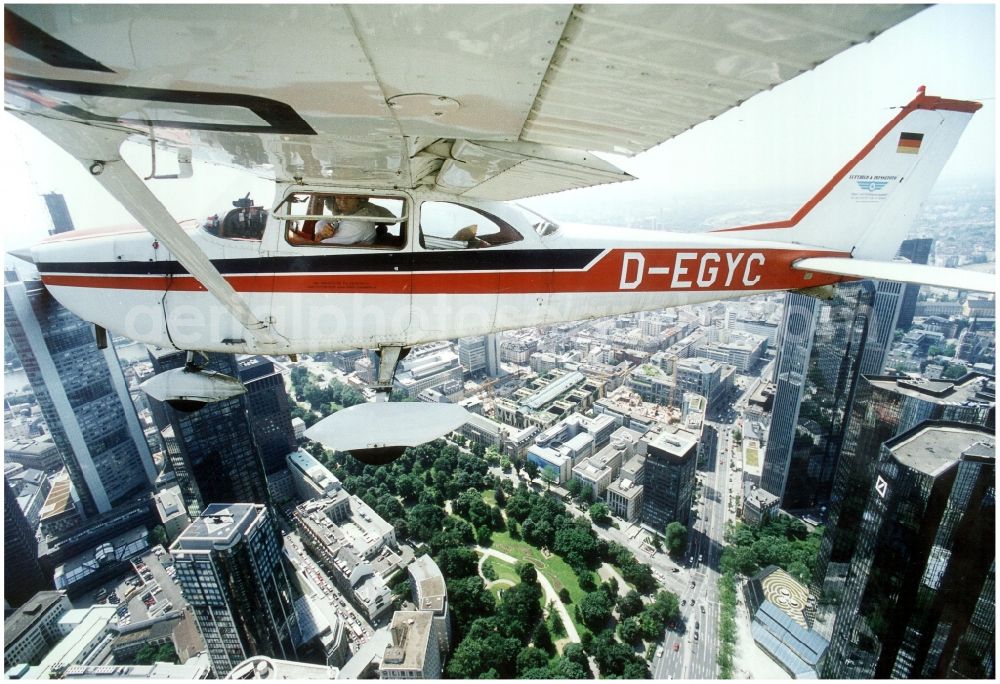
[[488, 531, 589, 634], [479, 551, 582, 637], [482, 489, 497, 506], [488, 557, 522, 586]]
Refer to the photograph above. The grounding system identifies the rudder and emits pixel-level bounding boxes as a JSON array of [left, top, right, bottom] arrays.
[[716, 89, 980, 261]]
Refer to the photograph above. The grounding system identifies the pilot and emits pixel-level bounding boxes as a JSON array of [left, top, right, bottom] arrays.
[[315, 195, 395, 245]]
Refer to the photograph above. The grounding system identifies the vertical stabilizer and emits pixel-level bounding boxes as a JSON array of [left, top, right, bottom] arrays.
[[716, 90, 980, 260]]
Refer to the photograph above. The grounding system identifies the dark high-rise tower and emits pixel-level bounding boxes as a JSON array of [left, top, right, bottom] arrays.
[[4, 280, 156, 516], [814, 373, 994, 599], [641, 426, 698, 531], [823, 422, 994, 679], [895, 238, 933, 330], [761, 283, 876, 509], [149, 349, 268, 516], [237, 356, 296, 483], [42, 192, 75, 235], [4, 478, 52, 610], [171, 504, 300, 675], [859, 280, 904, 376]]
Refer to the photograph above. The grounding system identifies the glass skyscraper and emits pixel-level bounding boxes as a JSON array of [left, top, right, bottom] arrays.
[[148, 349, 268, 516], [823, 422, 994, 679], [171, 504, 300, 676], [815, 373, 995, 599], [894, 237, 933, 331], [237, 356, 296, 481], [4, 478, 52, 609], [761, 283, 876, 510], [4, 279, 156, 516]]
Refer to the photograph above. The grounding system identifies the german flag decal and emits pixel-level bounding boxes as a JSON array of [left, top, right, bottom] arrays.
[[897, 132, 924, 154]]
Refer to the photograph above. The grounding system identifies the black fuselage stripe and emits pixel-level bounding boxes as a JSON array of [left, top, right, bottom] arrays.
[[5, 9, 114, 73], [36, 249, 606, 276]]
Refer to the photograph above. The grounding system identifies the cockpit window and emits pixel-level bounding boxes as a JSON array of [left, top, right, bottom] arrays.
[[419, 201, 523, 250], [276, 193, 407, 249], [202, 193, 268, 240]]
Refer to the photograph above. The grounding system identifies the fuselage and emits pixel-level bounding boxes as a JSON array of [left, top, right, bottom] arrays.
[[30, 187, 846, 354]]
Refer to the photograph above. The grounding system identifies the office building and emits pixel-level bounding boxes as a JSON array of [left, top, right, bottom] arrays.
[[52, 526, 148, 596], [3, 591, 70, 669], [408, 555, 451, 660], [641, 425, 698, 531], [293, 495, 401, 621], [895, 238, 933, 330], [171, 504, 300, 676], [225, 656, 336, 679], [149, 349, 268, 515], [8, 604, 117, 679], [814, 373, 994, 599], [393, 343, 464, 399], [495, 369, 604, 431], [4, 478, 52, 610], [4, 437, 62, 473], [761, 283, 876, 509], [4, 280, 156, 517], [824, 423, 994, 679], [526, 414, 601, 484], [379, 611, 441, 679], [237, 356, 296, 500], [42, 193, 74, 235], [859, 280, 904, 375], [457, 334, 500, 377]]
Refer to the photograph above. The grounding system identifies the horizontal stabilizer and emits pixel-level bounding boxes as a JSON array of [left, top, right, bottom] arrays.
[[304, 402, 471, 465], [793, 257, 996, 294]]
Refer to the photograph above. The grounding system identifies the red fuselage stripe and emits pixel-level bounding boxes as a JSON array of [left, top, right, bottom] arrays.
[[39, 248, 847, 294]]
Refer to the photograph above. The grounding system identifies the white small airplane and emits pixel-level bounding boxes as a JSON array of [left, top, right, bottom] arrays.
[[5, 5, 993, 463]]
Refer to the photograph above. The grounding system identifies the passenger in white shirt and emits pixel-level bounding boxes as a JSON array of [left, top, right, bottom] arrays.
[[315, 195, 395, 245]]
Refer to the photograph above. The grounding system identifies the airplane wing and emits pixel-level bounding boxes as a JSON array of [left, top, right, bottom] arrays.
[[794, 257, 996, 294], [5, 4, 924, 199]]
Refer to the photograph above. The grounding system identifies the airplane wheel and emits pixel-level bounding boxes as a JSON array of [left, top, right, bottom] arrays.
[[350, 446, 407, 465], [166, 399, 208, 412]]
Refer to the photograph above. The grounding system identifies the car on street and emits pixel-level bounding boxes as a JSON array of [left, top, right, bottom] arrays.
[[673, 643, 680, 652], [694, 632, 699, 641], [700, 605, 705, 613], [656, 646, 664, 658]]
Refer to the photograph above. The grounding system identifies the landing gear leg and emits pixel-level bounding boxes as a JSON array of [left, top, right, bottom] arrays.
[[373, 346, 410, 402], [183, 350, 210, 373]]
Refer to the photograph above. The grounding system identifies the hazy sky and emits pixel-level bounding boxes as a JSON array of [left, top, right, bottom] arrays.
[[2, 3, 994, 251]]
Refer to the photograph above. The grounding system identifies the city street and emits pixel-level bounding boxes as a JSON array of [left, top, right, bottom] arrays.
[[653, 376, 756, 679]]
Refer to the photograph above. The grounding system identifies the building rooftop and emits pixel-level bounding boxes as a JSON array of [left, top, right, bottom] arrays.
[[868, 373, 993, 405], [4, 591, 67, 646], [225, 655, 336, 679], [288, 449, 342, 494], [888, 424, 995, 477], [31, 652, 212, 680], [3, 437, 57, 457], [646, 426, 698, 459], [382, 611, 434, 672], [171, 504, 261, 553], [39, 470, 74, 520], [34, 605, 118, 679], [408, 555, 447, 616], [521, 371, 585, 410]]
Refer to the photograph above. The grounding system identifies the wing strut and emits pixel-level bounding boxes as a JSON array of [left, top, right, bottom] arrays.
[[17, 114, 286, 351]]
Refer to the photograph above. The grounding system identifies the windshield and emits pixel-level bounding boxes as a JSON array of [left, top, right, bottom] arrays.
[[515, 202, 560, 237]]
